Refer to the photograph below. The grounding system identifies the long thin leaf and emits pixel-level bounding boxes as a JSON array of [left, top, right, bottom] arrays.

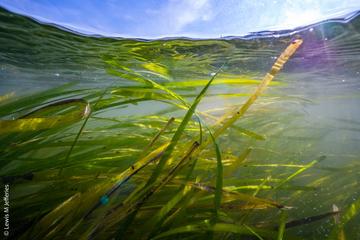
[[275, 155, 326, 189], [151, 223, 277, 240]]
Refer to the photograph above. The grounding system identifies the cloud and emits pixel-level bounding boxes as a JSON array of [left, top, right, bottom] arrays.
[[160, 0, 213, 33]]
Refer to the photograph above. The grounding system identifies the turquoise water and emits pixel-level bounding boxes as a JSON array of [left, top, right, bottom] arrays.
[[0, 7, 360, 240]]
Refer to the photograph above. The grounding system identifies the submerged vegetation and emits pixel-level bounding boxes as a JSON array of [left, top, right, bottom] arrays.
[[1, 7, 360, 240], [0, 38, 357, 240]]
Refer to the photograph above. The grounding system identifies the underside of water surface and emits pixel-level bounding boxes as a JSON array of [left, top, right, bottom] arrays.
[[0, 7, 360, 240]]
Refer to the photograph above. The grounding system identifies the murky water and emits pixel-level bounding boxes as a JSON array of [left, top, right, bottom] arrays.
[[0, 7, 359, 240]]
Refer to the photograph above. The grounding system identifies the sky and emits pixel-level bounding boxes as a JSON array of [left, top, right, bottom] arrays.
[[0, 0, 360, 38]]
